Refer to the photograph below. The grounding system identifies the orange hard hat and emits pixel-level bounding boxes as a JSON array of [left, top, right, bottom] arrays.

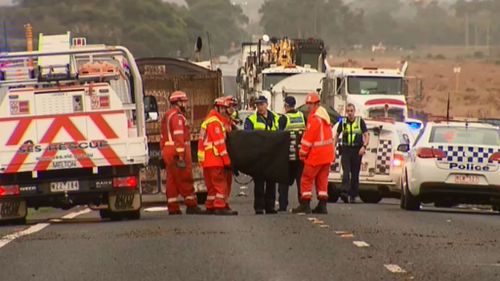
[[305, 92, 320, 104], [169, 91, 188, 103], [224, 96, 238, 107], [214, 97, 226, 107]]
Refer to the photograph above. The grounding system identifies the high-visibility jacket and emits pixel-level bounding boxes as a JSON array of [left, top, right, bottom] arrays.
[[161, 107, 190, 158], [285, 111, 306, 131], [197, 110, 231, 168], [245, 111, 279, 131], [299, 106, 335, 166], [340, 117, 363, 146]]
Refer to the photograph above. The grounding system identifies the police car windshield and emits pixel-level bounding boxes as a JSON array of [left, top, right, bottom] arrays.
[[347, 76, 403, 95], [429, 126, 500, 146]]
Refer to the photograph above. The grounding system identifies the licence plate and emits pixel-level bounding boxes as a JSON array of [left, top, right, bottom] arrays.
[[452, 174, 481, 185], [50, 181, 80, 192], [114, 193, 135, 210]]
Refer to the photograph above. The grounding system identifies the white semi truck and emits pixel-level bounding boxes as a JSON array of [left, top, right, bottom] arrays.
[[323, 62, 409, 121], [0, 33, 158, 224]]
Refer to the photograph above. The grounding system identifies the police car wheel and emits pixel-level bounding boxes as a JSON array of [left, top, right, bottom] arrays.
[[359, 192, 382, 204], [402, 172, 420, 211], [327, 183, 339, 203]]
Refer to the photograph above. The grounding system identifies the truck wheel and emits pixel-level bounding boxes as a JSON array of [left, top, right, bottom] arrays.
[[359, 192, 383, 204], [124, 210, 141, 220], [327, 183, 339, 203], [197, 192, 208, 205], [402, 172, 420, 211]]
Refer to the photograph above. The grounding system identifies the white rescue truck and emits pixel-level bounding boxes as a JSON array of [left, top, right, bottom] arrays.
[[324, 62, 409, 121], [0, 34, 158, 223]]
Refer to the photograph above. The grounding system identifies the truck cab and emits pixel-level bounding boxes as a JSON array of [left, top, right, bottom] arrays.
[[324, 62, 409, 121]]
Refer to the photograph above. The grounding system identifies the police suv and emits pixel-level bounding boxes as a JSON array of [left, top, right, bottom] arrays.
[[329, 118, 414, 203], [400, 121, 500, 211]]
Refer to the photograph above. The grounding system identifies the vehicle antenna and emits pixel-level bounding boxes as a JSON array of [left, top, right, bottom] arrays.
[[446, 91, 451, 122]]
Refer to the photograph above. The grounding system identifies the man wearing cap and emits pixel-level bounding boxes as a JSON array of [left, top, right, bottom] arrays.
[[277, 96, 306, 212], [244, 95, 280, 214]]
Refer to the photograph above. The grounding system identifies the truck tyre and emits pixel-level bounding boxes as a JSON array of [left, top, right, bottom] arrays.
[[0, 216, 27, 226], [402, 172, 420, 211], [124, 210, 141, 220], [327, 183, 339, 203], [359, 191, 383, 204], [197, 192, 208, 205]]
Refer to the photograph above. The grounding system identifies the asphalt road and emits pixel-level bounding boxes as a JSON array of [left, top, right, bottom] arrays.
[[0, 183, 499, 281]]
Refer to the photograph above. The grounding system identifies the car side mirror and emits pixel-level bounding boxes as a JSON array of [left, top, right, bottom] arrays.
[[144, 95, 159, 123], [397, 143, 410, 153]]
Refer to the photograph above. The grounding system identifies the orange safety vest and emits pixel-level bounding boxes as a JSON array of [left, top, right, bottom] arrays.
[[197, 110, 231, 168], [299, 106, 335, 166]]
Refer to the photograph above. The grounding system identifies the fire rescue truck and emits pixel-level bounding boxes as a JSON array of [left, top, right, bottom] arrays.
[[0, 32, 158, 224]]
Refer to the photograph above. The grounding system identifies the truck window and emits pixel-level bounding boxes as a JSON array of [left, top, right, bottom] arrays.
[[347, 76, 403, 95], [263, 73, 294, 90]]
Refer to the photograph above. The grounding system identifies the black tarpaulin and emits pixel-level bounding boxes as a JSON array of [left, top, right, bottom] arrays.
[[227, 131, 290, 184]]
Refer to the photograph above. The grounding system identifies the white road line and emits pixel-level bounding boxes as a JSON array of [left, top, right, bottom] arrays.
[[144, 207, 169, 212], [0, 223, 50, 249], [384, 264, 407, 274], [61, 208, 92, 219], [353, 241, 370, 248]]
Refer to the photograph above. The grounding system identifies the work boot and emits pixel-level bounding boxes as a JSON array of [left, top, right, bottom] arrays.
[[205, 209, 215, 215], [169, 210, 182, 215], [214, 208, 238, 216], [349, 196, 357, 204], [186, 206, 206, 215], [340, 193, 349, 204], [265, 209, 278, 215], [312, 201, 328, 214], [292, 201, 312, 214]]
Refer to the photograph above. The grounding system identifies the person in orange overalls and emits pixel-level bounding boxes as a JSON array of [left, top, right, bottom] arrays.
[[161, 91, 204, 215], [197, 97, 238, 215], [292, 92, 335, 214], [222, 96, 240, 209]]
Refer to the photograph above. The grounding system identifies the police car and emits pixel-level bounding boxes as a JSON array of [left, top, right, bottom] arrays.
[[400, 121, 500, 211], [329, 118, 414, 203]]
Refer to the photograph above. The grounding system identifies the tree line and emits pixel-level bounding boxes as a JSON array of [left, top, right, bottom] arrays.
[[2, 0, 500, 57]]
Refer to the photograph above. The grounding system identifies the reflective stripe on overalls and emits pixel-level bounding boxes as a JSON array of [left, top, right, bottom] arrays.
[[197, 116, 226, 162], [164, 111, 189, 152], [342, 117, 362, 146]]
